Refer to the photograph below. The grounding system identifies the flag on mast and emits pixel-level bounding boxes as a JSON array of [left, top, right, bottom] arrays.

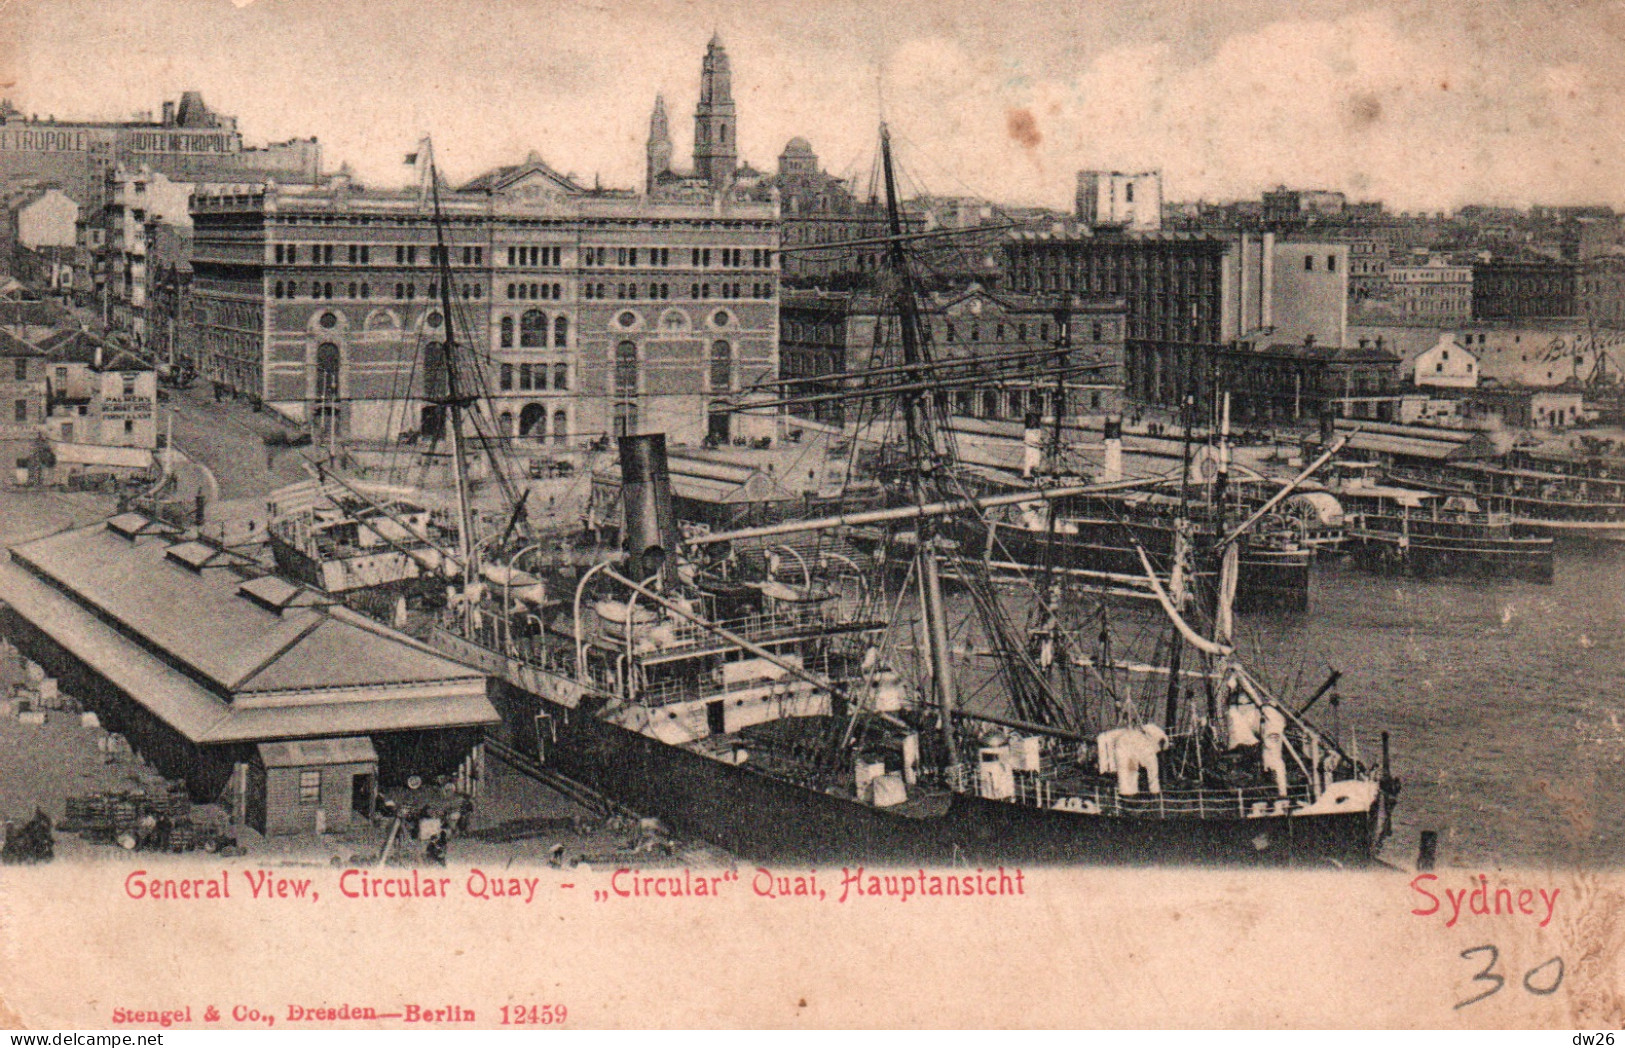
[[405, 137, 433, 203]]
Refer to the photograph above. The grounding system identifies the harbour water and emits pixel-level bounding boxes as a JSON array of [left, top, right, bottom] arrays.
[[1240, 546, 1625, 870], [939, 540, 1625, 869]]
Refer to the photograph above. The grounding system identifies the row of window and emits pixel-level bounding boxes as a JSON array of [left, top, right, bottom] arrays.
[[581, 247, 773, 269], [498, 362, 570, 392], [507, 282, 563, 300], [271, 281, 484, 301], [509, 245, 562, 267], [502, 405, 569, 442], [1017, 270, 1218, 297], [580, 282, 772, 301], [272, 244, 493, 266], [498, 313, 569, 349]]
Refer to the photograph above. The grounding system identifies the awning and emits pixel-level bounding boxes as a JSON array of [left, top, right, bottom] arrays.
[[257, 737, 378, 768], [50, 441, 153, 469]]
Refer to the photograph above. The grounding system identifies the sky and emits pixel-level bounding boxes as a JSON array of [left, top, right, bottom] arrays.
[[2, 0, 1624, 212]]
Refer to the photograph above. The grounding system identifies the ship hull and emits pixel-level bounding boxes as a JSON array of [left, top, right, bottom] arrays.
[[438, 630, 1380, 868], [1341, 528, 1554, 583]]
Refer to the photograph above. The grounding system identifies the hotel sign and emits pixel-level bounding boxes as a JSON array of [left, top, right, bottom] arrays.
[[0, 129, 93, 152], [123, 130, 237, 154], [0, 127, 238, 155]]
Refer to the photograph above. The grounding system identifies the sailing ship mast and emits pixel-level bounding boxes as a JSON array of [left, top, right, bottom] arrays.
[[424, 140, 480, 622], [878, 123, 959, 765]]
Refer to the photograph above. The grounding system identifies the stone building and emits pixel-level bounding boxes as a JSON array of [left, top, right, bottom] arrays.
[[1212, 336, 1402, 424], [186, 165, 779, 449], [1472, 258, 1579, 320], [1002, 229, 1347, 411], [1579, 252, 1625, 328], [1387, 256, 1473, 324], [1076, 171, 1161, 231], [0, 329, 46, 483], [780, 285, 1125, 426], [763, 137, 914, 287]]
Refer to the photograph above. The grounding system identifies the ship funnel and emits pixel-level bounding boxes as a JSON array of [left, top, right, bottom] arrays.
[[1102, 416, 1123, 482], [618, 432, 678, 583], [1021, 411, 1043, 478]]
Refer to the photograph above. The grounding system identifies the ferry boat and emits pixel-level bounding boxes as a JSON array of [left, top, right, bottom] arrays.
[[1388, 452, 1625, 543], [1333, 476, 1553, 582]]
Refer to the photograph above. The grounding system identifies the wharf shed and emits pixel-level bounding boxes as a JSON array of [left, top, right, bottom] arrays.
[[0, 513, 498, 835]]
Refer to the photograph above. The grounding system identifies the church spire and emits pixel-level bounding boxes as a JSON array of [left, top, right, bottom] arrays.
[[694, 35, 737, 195], [646, 94, 672, 194]]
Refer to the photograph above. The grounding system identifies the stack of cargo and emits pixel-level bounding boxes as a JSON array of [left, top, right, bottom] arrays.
[[59, 783, 228, 853]]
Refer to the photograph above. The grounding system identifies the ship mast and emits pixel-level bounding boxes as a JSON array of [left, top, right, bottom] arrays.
[[879, 124, 958, 765], [426, 140, 479, 620]]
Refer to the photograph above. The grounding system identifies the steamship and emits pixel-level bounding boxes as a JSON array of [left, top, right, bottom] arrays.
[[390, 133, 1398, 866]]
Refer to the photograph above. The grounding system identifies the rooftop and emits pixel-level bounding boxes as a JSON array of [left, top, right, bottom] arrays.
[[5, 519, 487, 701]]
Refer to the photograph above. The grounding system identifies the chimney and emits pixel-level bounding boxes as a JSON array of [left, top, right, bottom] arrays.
[[1358, 337, 1370, 349], [618, 432, 678, 585], [162, 101, 175, 125], [1304, 333, 1316, 348], [1021, 411, 1043, 478], [1376, 336, 1385, 353], [1102, 417, 1123, 482]]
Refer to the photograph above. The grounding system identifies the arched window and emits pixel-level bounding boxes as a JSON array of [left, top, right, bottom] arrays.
[[500, 315, 514, 348], [520, 310, 547, 348], [614, 341, 638, 396], [315, 342, 341, 403], [552, 409, 568, 445], [709, 340, 732, 392], [499, 411, 514, 437], [518, 403, 547, 438], [553, 315, 568, 347]]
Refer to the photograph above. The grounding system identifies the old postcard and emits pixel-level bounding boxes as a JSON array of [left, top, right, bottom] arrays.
[[0, 0, 1621, 1030]]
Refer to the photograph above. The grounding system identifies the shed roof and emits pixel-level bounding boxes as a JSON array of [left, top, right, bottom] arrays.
[[7, 519, 488, 699], [0, 560, 496, 743]]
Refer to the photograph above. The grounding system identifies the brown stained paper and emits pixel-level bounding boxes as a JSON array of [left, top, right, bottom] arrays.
[[1, 0, 1624, 1029]]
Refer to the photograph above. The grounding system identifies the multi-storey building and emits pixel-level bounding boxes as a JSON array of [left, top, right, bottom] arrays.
[[780, 286, 1126, 426], [187, 162, 779, 449], [0, 329, 46, 482], [1076, 171, 1161, 231], [763, 137, 914, 287], [1387, 256, 1473, 324], [1002, 229, 1348, 411], [1262, 187, 1347, 228], [38, 333, 158, 449], [145, 221, 192, 368], [0, 92, 319, 213], [105, 164, 194, 338], [1580, 253, 1625, 328], [1472, 258, 1579, 320], [1213, 336, 1402, 424]]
